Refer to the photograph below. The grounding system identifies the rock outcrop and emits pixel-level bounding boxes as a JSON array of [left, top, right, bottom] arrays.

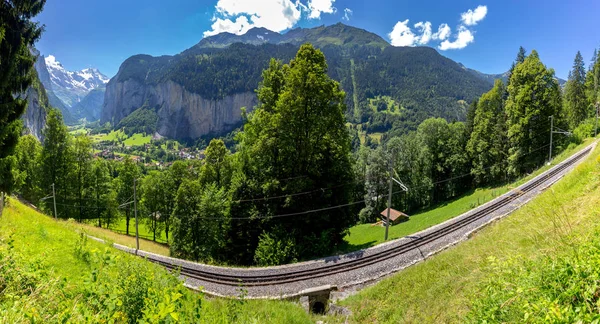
[[102, 78, 256, 139], [21, 74, 49, 142]]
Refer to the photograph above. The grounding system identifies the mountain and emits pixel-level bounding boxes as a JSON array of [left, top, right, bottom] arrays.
[[193, 23, 389, 50], [102, 23, 492, 140], [70, 86, 106, 122], [462, 64, 567, 87], [34, 55, 109, 124], [34, 55, 76, 124], [44, 55, 109, 107], [21, 51, 52, 141]]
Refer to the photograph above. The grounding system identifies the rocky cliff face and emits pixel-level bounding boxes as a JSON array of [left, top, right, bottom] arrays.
[[102, 79, 256, 139], [21, 77, 48, 142]]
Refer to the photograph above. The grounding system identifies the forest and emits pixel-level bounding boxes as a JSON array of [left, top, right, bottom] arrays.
[[4, 41, 600, 266]]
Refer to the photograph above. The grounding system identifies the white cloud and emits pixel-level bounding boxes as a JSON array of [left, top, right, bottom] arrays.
[[204, 16, 253, 37], [414, 21, 432, 45], [203, 0, 303, 37], [388, 6, 486, 50], [432, 23, 451, 40], [342, 8, 353, 21], [388, 19, 417, 47], [460, 5, 487, 26], [307, 0, 336, 19], [439, 26, 474, 50]]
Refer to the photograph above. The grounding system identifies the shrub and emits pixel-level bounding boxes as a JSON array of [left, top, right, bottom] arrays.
[[253, 231, 297, 266], [468, 230, 600, 322]]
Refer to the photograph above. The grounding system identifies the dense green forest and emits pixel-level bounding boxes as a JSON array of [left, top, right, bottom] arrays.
[[7, 42, 600, 267], [111, 24, 491, 141]]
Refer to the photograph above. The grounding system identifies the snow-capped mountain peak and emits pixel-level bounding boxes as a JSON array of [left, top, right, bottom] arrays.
[[43, 55, 109, 107]]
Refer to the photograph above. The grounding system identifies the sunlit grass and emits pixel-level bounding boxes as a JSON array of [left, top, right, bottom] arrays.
[[331, 141, 600, 323], [0, 199, 314, 323], [342, 138, 596, 251]]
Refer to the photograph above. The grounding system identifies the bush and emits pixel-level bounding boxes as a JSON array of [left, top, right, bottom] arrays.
[[469, 230, 600, 322], [253, 231, 297, 266], [0, 233, 203, 322], [573, 118, 599, 143]]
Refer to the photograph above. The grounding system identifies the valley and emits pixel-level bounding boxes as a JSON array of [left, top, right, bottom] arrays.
[[2, 1, 600, 322]]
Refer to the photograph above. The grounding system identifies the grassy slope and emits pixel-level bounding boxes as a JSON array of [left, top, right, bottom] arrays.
[[92, 129, 151, 146], [330, 141, 600, 323], [0, 199, 313, 323], [342, 138, 596, 252], [77, 219, 170, 255], [106, 217, 169, 244]]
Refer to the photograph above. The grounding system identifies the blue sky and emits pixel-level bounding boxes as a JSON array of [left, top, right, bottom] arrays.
[[35, 0, 600, 79]]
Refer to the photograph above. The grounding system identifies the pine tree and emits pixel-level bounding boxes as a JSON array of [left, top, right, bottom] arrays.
[[564, 51, 588, 128], [585, 48, 600, 110], [465, 100, 478, 136], [0, 0, 46, 204], [506, 50, 563, 176]]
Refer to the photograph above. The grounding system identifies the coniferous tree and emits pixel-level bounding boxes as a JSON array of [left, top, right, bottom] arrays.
[[506, 50, 563, 176], [0, 0, 46, 204], [465, 100, 478, 136], [564, 51, 588, 128], [585, 48, 600, 112]]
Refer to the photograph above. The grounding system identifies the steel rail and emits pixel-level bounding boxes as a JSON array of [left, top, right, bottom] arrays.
[[142, 146, 592, 287]]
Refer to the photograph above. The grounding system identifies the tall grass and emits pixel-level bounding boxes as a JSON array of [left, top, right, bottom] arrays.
[[0, 199, 313, 323], [331, 143, 600, 323]]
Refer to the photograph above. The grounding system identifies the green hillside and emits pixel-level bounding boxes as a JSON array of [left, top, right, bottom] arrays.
[[0, 199, 312, 323], [110, 23, 491, 139], [328, 143, 600, 323]]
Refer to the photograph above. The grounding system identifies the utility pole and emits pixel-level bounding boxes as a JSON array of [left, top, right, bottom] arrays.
[[385, 154, 394, 241], [595, 102, 599, 138], [133, 178, 139, 253], [548, 115, 572, 162], [51, 183, 57, 219], [548, 115, 554, 162]]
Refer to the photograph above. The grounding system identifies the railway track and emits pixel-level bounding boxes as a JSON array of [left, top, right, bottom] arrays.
[[135, 143, 593, 290]]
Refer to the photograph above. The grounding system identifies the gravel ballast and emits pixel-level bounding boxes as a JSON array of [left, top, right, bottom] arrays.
[[105, 142, 596, 298]]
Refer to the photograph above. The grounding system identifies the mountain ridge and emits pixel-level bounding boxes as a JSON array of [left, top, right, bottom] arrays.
[[193, 22, 389, 50], [102, 23, 492, 140], [35, 55, 109, 123]]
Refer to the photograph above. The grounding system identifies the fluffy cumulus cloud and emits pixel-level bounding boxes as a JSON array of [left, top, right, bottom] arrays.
[[461, 5, 487, 26], [388, 20, 417, 47], [203, 0, 341, 37], [439, 26, 474, 50], [432, 23, 451, 41], [342, 8, 353, 21], [388, 5, 486, 50], [307, 0, 336, 19], [414, 21, 432, 45]]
